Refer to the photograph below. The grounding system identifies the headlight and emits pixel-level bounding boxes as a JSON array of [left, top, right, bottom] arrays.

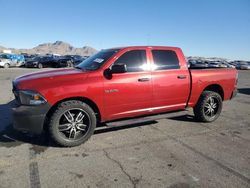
[[19, 90, 47, 105]]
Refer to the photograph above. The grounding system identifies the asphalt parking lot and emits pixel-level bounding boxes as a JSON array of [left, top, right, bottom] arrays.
[[0, 68, 249, 188]]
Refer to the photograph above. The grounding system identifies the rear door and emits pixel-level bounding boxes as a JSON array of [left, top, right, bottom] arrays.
[[103, 49, 152, 120], [43, 57, 53, 67], [150, 48, 190, 112]]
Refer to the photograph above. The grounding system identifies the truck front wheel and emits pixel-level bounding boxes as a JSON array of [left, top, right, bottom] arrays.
[[49, 100, 96, 147], [193, 91, 222, 122]]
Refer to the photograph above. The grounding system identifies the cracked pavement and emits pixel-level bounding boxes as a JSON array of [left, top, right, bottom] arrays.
[[0, 68, 250, 188]]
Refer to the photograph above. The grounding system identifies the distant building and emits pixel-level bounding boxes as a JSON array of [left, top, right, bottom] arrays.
[[2, 49, 12, 54]]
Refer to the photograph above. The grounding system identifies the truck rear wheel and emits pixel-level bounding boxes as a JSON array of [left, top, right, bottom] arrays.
[[49, 100, 96, 147], [193, 91, 222, 122]]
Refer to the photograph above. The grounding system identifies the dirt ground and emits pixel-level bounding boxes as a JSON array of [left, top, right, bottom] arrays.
[[0, 68, 249, 188]]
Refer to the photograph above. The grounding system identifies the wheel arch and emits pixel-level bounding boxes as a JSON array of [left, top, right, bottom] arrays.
[[203, 84, 224, 100], [4, 62, 10, 67], [44, 96, 101, 131]]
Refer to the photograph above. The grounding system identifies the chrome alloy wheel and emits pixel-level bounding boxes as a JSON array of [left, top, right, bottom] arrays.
[[204, 97, 219, 118], [58, 108, 91, 140]]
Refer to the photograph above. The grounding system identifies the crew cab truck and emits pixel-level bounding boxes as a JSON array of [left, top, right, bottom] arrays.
[[12, 46, 238, 147]]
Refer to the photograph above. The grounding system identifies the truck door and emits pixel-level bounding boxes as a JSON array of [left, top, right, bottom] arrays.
[[103, 49, 152, 120], [150, 49, 190, 113]]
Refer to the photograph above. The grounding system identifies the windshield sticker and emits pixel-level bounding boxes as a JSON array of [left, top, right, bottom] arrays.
[[93, 58, 104, 63]]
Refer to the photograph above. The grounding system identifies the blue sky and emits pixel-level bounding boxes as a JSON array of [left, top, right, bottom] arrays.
[[0, 0, 249, 60]]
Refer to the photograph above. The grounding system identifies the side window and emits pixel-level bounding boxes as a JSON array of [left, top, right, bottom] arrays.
[[114, 50, 146, 72], [152, 50, 180, 70]]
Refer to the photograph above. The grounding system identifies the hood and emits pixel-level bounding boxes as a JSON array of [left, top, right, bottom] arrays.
[[14, 68, 89, 90]]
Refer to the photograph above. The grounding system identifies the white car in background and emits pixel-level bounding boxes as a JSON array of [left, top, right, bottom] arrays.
[[0, 58, 13, 68], [0, 53, 24, 68], [239, 62, 250, 70], [236, 62, 250, 70]]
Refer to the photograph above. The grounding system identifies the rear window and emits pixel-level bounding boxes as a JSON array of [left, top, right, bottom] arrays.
[[152, 50, 180, 70]]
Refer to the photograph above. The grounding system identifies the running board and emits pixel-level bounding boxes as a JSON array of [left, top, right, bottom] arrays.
[[106, 110, 188, 128]]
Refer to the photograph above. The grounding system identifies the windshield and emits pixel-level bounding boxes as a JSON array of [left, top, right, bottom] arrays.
[[32, 56, 42, 61], [0, 54, 8, 59], [76, 49, 119, 71]]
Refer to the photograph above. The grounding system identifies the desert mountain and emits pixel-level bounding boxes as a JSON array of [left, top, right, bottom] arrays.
[[0, 41, 97, 56]]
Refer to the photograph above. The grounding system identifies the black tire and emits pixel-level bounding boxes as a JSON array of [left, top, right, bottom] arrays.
[[193, 91, 222, 122], [49, 100, 96, 147], [4, 63, 10, 68], [38, 63, 43, 69]]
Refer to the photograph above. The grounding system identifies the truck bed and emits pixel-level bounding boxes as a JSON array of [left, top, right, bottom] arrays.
[[187, 68, 237, 107]]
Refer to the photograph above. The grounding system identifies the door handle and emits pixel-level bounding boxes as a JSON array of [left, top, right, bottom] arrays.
[[138, 78, 150, 82], [177, 75, 187, 79]]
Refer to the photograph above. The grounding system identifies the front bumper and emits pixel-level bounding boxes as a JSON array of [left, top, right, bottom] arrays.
[[12, 103, 51, 134], [25, 63, 37, 68]]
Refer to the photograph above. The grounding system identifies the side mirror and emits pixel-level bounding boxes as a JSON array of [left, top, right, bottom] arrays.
[[103, 64, 127, 80], [111, 64, 127, 74]]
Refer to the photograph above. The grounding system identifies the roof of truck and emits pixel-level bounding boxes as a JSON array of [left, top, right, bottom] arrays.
[[104, 46, 181, 51]]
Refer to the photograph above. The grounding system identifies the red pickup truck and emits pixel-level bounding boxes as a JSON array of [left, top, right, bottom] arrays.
[[12, 46, 238, 146]]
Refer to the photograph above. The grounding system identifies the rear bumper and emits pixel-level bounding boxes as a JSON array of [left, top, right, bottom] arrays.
[[231, 89, 238, 99], [12, 103, 51, 134]]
